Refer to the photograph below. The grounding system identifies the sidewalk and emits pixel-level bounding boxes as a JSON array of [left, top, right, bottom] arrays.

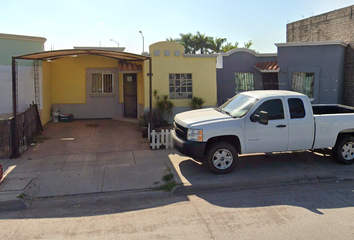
[[0, 150, 176, 198], [1, 147, 354, 210]]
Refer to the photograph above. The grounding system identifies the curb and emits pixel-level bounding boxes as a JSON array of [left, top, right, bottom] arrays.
[[171, 173, 339, 195], [0, 192, 27, 211]]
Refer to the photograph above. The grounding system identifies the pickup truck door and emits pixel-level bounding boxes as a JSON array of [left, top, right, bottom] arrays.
[[245, 98, 289, 153], [284, 97, 314, 150]]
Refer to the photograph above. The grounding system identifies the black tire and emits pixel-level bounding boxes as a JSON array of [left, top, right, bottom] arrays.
[[205, 141, 238, 174], [332, 134, 354, 165]]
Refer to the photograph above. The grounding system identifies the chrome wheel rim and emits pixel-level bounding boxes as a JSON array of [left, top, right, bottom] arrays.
[[341, 141, 354, 160], [212, 149, 233, 170]]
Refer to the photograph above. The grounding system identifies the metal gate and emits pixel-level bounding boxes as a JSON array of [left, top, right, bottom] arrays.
[[124, 74, 137, 118]]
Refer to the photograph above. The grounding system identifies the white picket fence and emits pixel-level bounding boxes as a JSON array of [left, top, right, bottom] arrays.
[[150, 129, 173, 150]]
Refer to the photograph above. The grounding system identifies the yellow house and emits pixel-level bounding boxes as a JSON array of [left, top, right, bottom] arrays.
[[14, 42, 217, 125], [40, 47, 147, 125], [143, 41, 218, 117]]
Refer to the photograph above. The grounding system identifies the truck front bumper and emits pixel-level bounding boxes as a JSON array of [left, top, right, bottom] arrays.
[[171, 129, 207, 160]]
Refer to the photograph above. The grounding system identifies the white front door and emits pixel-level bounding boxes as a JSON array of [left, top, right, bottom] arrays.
[[245, 98, 289, 153]]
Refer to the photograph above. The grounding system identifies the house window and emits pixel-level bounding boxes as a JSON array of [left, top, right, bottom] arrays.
[[235, 72, 254, 92], [292, 72, 314, 98], [92, 73, 113, 94], [169, 73, 192, 99]]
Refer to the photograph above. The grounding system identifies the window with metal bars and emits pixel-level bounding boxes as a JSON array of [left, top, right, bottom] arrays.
[[169, 73, 192, 99], [291, 72, 314, 98], [235, 72, 254, 92], [92, 73, 113, 94]]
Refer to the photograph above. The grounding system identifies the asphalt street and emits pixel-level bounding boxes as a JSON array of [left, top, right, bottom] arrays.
[[0, 180, 353, 239]]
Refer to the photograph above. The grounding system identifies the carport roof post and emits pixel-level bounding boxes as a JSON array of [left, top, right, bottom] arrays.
[[12, 57, 19, 158], [11, 49, 153, 158]]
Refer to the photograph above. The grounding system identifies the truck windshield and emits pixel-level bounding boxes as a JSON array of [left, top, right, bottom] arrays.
[[217, 94, 258, 118]]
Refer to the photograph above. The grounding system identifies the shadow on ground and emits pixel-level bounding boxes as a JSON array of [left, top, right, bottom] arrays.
[[174, 150, 354, 214]]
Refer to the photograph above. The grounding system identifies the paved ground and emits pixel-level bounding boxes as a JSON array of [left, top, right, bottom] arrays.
[[1, 119, 354, 210], [1, 181, 353, 239], [23, 119, 150, 157]]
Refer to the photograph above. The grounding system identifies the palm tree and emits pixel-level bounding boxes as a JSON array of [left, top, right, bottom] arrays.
[[177, 33, 195, 54], [243, 40, 253, 49], [193, 31, 214, 54], [166, 32, 255, 54], [166, 37, 177, 42], [211, 37, 227, 53], [221, 41, 239, 52]]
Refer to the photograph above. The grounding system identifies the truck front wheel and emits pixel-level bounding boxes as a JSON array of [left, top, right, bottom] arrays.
[[205, 142, 238, 174], [332, 134, 354, 164]]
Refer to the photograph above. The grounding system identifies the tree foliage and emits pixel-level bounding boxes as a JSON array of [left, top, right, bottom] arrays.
[[167, 32, 254, 54], [221, 41, 239, 52]]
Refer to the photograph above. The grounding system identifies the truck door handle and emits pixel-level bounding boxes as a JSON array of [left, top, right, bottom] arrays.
[[276, 124, 287, 128]]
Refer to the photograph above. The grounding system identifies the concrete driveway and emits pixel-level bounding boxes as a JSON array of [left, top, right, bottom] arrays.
[[1, 119, 171, 206], [25, 119, 150, 158]]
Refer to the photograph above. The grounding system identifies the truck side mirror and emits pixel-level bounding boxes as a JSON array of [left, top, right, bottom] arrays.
[[250, 113, 259, 122], [258, 111, 269, 125]]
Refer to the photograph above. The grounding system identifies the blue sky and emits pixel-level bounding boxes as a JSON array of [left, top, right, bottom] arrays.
[[1, 0, 353, 54]]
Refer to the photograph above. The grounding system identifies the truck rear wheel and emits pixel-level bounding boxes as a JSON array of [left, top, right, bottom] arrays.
[[205, 142, 238, 174], [332, 134, 354, 164]]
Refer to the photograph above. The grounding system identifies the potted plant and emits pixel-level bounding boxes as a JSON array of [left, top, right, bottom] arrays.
[[138, 111, 149, 138]]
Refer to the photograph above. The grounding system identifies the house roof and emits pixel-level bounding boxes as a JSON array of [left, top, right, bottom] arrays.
[[221, 48, 277, 57], [13, 48, 150, 61], [254, 62, 279, 73], [0, 33, 47, 43], [275, 41, 348, 48]]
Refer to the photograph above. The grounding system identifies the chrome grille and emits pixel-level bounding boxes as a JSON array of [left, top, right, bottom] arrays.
[[174, 122, 187, 140]]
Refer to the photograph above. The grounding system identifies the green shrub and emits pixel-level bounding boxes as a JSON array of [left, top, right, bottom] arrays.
[[190, 96, 205, 109], [154, 90, 174, 128], [138, 91, 174, 129]]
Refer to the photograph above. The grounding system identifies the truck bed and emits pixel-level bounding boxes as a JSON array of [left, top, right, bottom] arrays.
[[312, 104, 354, 115]]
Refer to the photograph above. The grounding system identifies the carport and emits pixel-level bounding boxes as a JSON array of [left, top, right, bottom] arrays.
[[11, 49, 153, 158]]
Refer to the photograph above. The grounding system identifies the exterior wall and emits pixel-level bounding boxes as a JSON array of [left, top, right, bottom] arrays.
[[0, 34, 46, 118], [50, 55, 119, 104], [277, 43, 346, 104], [53, 67, 121, 119], [144, 41, 217, 117], [286, 5, 354, 105], [48, 55, 119, 119], [0, 36, 45, 66], [216, 49, 277, 105]]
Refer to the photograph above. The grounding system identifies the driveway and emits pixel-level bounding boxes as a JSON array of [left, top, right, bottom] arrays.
[[1, 119, 162, 201], [24, 119, 150, 158]]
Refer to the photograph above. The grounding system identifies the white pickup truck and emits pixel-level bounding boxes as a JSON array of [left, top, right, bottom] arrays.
[[172, 90, 354, 174]]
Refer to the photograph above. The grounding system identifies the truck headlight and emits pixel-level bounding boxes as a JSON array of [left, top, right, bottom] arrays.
[[187, 129, 203, 142]]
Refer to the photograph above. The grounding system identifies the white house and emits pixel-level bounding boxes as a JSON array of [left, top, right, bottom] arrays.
[[0, 33, 46, 119]]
